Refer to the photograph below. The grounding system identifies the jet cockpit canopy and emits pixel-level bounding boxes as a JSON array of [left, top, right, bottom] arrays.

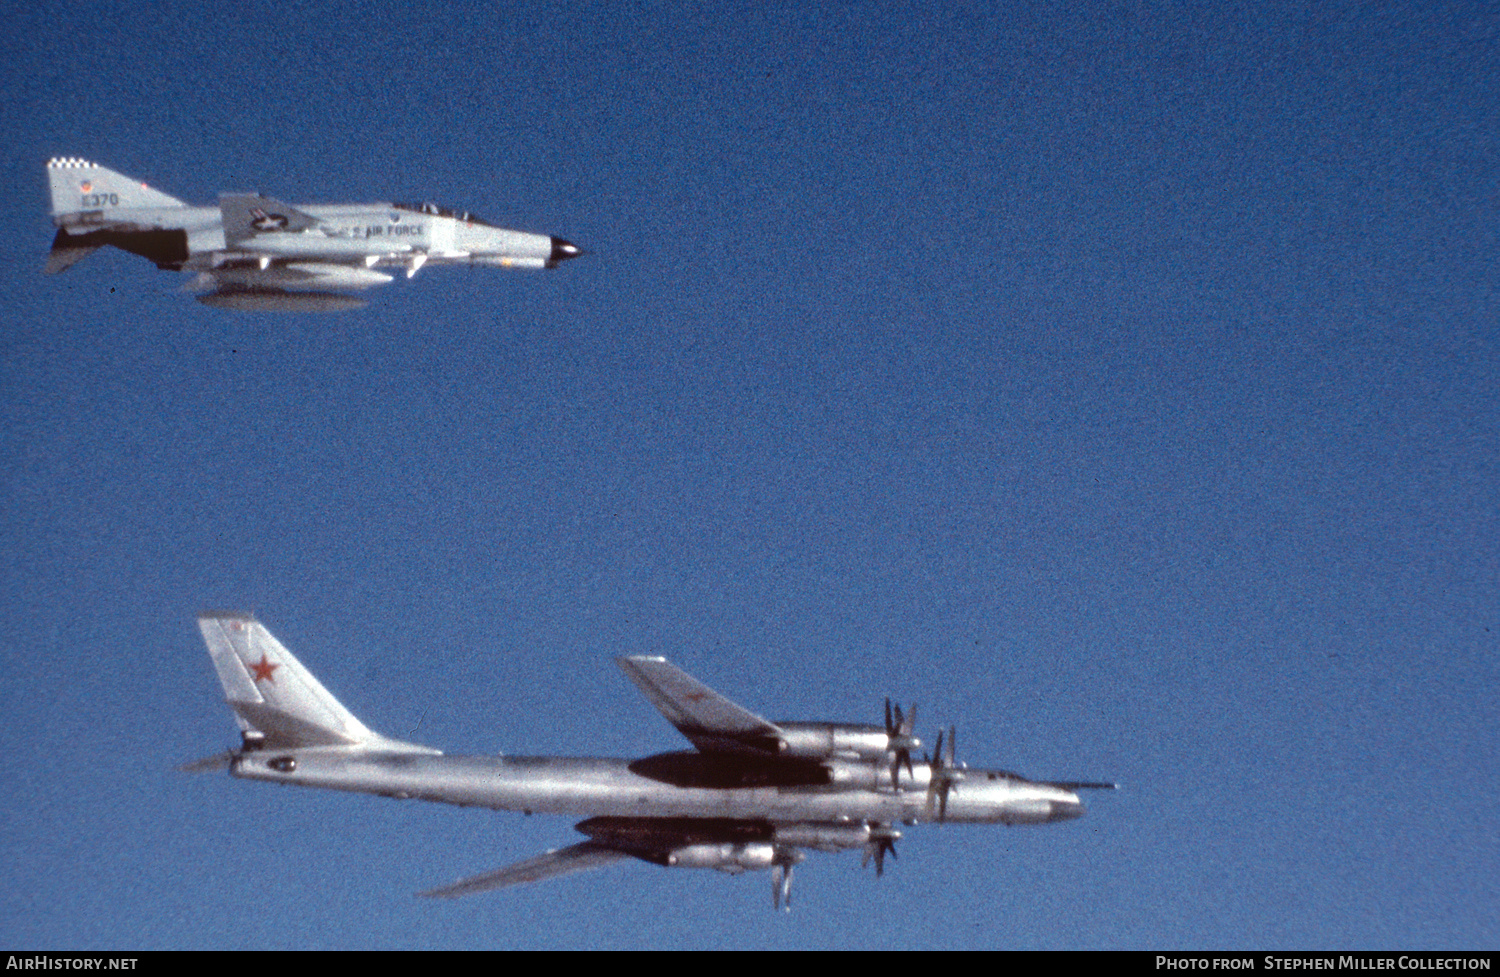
[[391, 201, 495, 226]]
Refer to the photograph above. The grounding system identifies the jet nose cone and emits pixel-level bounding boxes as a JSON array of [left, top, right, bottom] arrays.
[[548, 237, 583, 265]]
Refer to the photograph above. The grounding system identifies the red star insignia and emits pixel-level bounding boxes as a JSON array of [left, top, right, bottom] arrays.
[[683, 691, 709, 702], [248, 654, 279, 683]]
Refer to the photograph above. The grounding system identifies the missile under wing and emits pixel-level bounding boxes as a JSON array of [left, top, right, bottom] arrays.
[[43, 158, 581, 310]]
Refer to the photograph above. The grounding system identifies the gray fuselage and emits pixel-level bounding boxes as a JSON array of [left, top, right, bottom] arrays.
[[230, 747, 1085, 827]]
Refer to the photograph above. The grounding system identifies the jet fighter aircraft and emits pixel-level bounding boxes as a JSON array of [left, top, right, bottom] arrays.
[[44, 158, 581, 310], [186, 613, 1114, 909]]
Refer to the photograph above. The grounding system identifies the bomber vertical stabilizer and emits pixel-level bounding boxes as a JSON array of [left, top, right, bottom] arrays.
[[196, 611, 434, 754]]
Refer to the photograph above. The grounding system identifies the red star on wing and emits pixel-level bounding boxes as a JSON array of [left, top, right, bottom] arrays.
[[248, 654, 280, 683]]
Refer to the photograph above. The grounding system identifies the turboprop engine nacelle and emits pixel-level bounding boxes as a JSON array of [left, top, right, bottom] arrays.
[[772, 722, 893, 761], [772, 823, 876, 852], [824, 760, 900, 791], [666, 842, 783, 874]]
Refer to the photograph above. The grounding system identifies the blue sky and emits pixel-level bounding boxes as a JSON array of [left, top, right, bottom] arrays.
[[2, 0, 1496, 950]]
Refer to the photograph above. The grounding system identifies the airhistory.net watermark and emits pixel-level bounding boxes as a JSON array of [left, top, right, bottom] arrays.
[[6, 958, 138, 970]]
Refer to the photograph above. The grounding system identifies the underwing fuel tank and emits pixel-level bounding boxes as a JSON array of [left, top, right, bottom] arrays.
[[196, 289, 371, 312]]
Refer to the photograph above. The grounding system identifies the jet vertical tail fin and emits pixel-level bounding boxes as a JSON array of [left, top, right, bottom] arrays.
[[46, 158, 187, 221], [197, 612, 401, 751]]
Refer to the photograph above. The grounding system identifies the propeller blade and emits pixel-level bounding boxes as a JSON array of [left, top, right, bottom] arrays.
[[771, 847, 803, 912], [772, 862, 794, 911], [862, 837, 898, 876], [923, 726, 962, 822], [894, 708, 906, 786], [923, 776, 945, 821], [884, 700, 921, 789], [862, 824, 902, 877]]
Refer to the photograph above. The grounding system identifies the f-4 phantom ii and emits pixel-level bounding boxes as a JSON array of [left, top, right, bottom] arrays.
[[186, 613, 1114, 910], [44, 158, 581, 311]]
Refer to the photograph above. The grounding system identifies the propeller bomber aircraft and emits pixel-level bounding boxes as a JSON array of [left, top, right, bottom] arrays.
[[186, 613, 1114, 909], [44, 158, 581, 311]]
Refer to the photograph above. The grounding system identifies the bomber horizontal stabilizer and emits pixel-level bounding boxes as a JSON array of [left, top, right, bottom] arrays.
[[176, 750, 238, 774]]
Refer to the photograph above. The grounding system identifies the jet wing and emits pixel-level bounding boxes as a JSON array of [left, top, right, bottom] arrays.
[[219, 193, 323, 245], [417, 841, 631, 899], [616, 656, 785, 754]]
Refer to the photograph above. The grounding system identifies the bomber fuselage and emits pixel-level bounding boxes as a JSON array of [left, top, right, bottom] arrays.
[[228, 747, 1085, 826]]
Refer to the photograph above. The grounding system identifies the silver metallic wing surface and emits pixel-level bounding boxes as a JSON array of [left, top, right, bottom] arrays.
[[616, 656, 784, 753], [418, 842, 631, 898]]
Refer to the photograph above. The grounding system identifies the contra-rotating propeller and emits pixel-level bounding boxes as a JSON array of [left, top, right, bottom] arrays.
[[924, 726, 965, 822], [884, 699, 922, 789]]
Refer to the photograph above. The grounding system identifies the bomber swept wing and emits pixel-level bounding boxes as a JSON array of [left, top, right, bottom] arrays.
[[187, 613, 1114, 910], [418, 842, 631, 899], [616, 655, 784, 753], [43, 158, 581, 311]]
